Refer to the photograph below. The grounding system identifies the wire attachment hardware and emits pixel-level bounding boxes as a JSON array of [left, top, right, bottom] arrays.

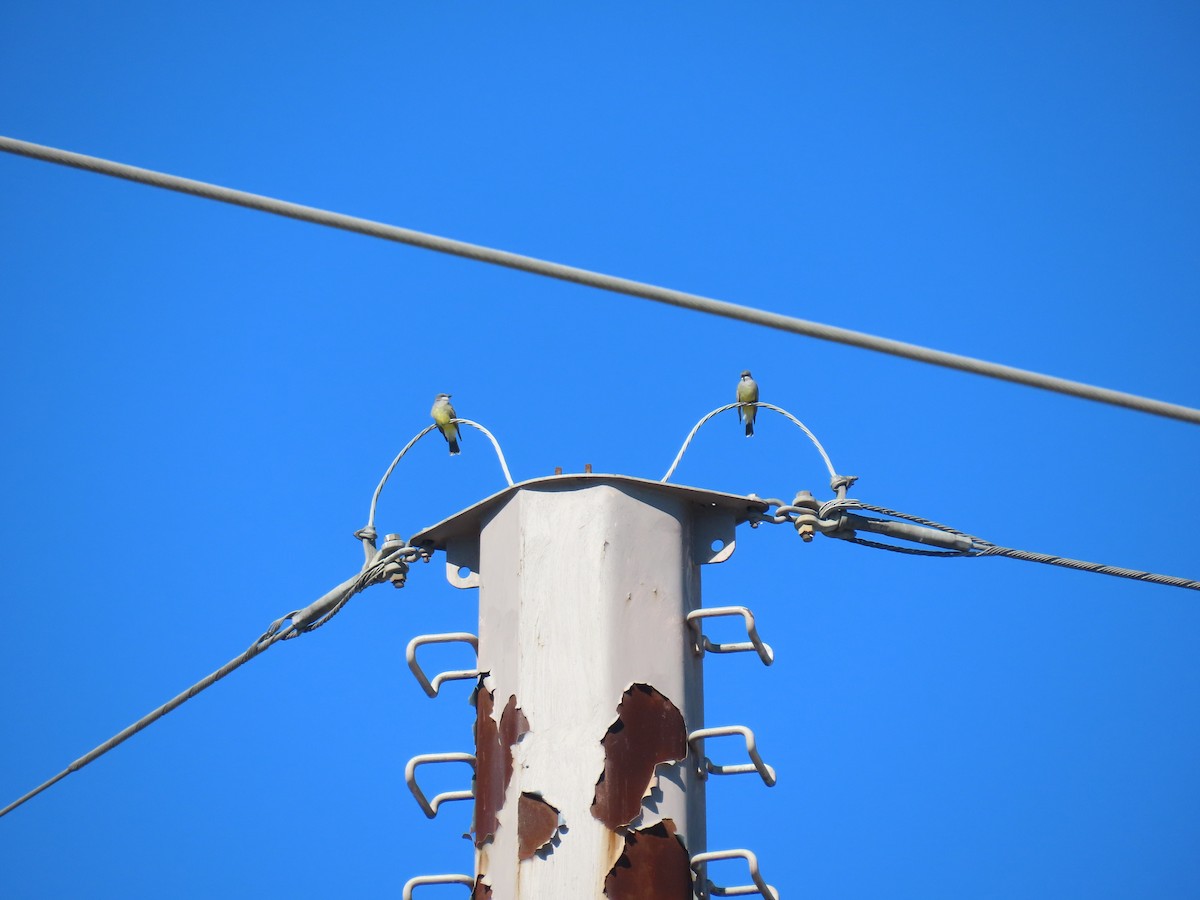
[[404, 752, 475, 818], [688, 725, 777, 786], [692, 848, 779, 899], [401, 875, 475, 899], [686, 606, 774, 665], [406, 633, 480, 698]]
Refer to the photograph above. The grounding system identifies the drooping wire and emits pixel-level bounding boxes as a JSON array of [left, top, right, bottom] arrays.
[[2, 134, 1197, 426], [662, 402, 841, 484]]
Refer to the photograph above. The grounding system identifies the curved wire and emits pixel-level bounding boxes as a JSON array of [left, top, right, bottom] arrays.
[[849, 502, 975, 538], [366, 418, 515, 531], [842, 535, 971, 557], [458, 418, 515, 487], [661, 402, 839, 484], [366, 425, 438, 531]]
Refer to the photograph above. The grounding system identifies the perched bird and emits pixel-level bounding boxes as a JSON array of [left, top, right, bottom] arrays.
[[736, 370, 759, 437], [431, 393, 461, 455]]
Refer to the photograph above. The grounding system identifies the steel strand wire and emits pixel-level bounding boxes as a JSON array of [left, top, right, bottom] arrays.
[[853, 503, 1200, 589], [807, 500, 1200, 591], [0, 629, 288, 819], [972, 543, 1200, 591], [0, 544, 414, 819], [3, 134, 1199, 426]]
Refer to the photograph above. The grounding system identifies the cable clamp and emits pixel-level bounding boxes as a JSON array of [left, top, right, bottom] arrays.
[[830, 473, 859, 496], [746, 496, 790, 527]]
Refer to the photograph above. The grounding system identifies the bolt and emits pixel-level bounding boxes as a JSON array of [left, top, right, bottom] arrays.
[[791, 490, 820, 512]]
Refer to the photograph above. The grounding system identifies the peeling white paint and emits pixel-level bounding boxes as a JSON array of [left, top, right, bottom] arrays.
[[457, 480, 731, 898]]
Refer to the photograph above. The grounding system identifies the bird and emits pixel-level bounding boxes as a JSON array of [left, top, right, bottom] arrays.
[[736, 371, 758, 437], [431, 393, 461, 455]]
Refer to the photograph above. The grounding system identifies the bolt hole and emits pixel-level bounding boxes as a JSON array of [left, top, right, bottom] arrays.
[[710, 539, 725, 553], [457, 566, 472, 579]]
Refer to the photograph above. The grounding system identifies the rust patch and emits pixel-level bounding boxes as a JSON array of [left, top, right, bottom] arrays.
[[604, 818, 691, 898], [591, 684, 687, 830], [473, 681, 530, 847], [473, 684, 502, 846], [471, 876, 492, 900], [517, 792, 560, 860], [499, 694, 530, 762]]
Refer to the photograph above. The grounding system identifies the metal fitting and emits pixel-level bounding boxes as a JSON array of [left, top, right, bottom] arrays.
[[830, 473, 859, 499], [386, 559, 410, 588], [791, 490, 821, 542]]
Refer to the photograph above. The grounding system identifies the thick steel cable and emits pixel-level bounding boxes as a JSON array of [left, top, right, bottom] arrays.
[[972, 544, 1200, 591], [0, 629, 290, 819], [823, 502, 1200, 591], [0, 544, 412, 819], [2, 134, 1198, 426]]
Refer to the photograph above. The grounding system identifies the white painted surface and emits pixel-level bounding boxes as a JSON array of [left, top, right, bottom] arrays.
[[461, 480, 734, 898]]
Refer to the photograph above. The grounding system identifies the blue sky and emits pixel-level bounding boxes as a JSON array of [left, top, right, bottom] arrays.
[[2, 3, 1198, 897]]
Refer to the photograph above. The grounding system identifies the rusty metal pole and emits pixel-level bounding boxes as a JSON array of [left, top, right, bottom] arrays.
[[411, 474, 762, 898]]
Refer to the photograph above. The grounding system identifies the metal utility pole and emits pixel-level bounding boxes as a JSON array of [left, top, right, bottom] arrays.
[[404, 474, 778, 899]]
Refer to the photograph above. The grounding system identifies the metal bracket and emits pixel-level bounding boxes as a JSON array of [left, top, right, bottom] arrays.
[[686, 606, 774, 665], [687, 726, 776, 787], [404, 752, 475, 818], [691, 849, 778, 899], [444, 536, 480, 589], [406, 633, 480, 697], [401, 874, 475, 899], [693, 511, 737, 565]]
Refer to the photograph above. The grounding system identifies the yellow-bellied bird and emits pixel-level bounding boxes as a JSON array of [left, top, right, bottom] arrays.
[[431, 393, 461, 455], [736, 371, 759, 437]]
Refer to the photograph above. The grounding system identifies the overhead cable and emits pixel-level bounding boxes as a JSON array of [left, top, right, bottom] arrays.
[[840, 502, 1200, 590], [0, 628, 288, 819], [2, 134, 1197, 426], [970, 542, 1200, 591], [0, 539, 418, 819], [757, 496, 1200, 592]]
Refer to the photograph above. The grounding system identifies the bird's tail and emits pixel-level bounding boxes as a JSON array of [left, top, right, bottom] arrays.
[[448, 438, 460, 456], [745, 422, 754, 437]]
